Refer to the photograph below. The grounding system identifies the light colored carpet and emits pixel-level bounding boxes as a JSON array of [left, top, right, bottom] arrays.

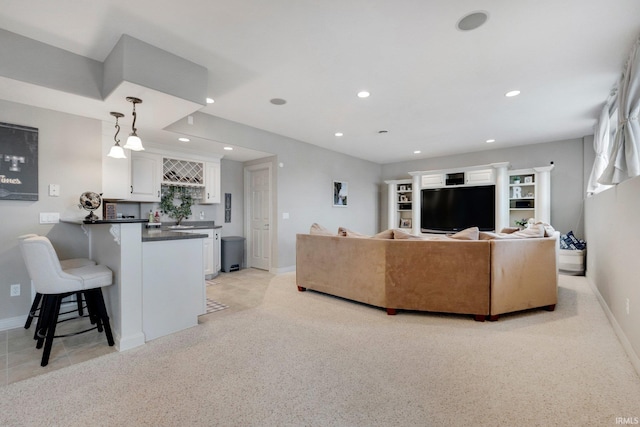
[[1, 273, 639, 426]]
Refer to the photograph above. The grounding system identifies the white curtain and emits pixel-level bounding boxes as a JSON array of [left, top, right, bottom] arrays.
[[586, 93, 616, 195], [599, 36, 640, 185]]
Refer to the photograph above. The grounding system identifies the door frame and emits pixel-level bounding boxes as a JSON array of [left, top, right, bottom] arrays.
[[244, 161, 273, 271]]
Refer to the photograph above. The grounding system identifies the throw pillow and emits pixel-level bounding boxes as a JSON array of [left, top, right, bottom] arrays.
[[449, 227, 479, 240], [310, 223, 334, 236], [338, 227, 370, 238], [372, 229, 394, 239], [535, 221, 556, 237], [393, 228, 428, 240]]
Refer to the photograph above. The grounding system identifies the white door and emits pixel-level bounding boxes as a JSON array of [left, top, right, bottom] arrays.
[[245, 163, 271, 270]]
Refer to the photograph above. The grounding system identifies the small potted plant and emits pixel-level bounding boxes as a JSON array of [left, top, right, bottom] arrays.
[[515, 218, 528, 229]]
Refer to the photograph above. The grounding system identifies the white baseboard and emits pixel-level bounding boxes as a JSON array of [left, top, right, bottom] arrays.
[[0, 315, 27, 331], [587, 276, 640, 377], [271, 265, 295, 274]]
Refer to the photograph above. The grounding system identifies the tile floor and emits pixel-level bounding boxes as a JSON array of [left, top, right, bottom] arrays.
[[0, 268, 274, 387]]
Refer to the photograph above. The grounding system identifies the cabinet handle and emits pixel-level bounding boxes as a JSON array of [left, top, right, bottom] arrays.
[[207, 193, 210, 199], [130, 185, 133, 194], [157, 190, 160, 197]]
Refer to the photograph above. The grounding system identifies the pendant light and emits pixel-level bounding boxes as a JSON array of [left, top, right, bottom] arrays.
[[107, 112, 127, 159], [123, 97, 144, 151]]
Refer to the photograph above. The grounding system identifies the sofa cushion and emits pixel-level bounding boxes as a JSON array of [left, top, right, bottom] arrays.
[[449, 227, 479, 240], [310, 223, 334, 236], [338, 227, 370, 238]]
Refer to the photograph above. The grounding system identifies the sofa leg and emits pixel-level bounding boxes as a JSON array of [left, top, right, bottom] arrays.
[[488, 315, 499, 321], [474, 315, 486, 322], [386, 308, 397, 315], [544, 304, 556, 311], [297, 286, 306, 292]]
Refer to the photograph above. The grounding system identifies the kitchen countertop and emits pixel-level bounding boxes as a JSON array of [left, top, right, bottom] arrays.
[[142, 229, 208, 242]]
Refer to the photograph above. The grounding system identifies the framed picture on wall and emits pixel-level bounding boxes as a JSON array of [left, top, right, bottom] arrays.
[[0, 122, 39, 201], [333, 180, 348, 207]]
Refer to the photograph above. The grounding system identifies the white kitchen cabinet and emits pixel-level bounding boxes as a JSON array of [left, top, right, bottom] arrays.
[[131, 151, 162, 202], [201, 161, 221, 204], [213, 228, 221, 273], [181, 228, 220, 279]]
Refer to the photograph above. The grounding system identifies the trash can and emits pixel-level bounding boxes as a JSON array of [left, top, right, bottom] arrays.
[[221, 236, 245, 272]]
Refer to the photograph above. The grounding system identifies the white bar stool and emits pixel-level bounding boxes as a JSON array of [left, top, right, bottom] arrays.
[[19, 235, 115, 366], [18, 234, 96, 330]]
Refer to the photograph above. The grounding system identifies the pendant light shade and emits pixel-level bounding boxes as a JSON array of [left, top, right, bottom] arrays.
[[107, 144, 127, 159], [123, 97, 145, 151], [107, 112, 127, 159]]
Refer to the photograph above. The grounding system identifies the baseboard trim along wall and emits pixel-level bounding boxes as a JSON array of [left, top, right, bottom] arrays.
[[271, 265, 295, 274], [587, 276, 640, 377], [0, 315, 27, 332]]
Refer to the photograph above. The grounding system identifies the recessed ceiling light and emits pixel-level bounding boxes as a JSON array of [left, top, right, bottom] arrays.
[[223, 146, 233, 151], [178, 137, 190, 142], [357, 91, 370, 98], [456, 11, 489, 31], [335, 132, 344, 137], [270, 98, 287, 105], [505, 90, 521, 97], [414, 150, 421, 154], [486, 139, 495, 143], [206, 97, 215, 104]]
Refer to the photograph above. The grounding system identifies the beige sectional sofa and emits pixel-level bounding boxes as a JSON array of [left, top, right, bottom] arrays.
[[296, 226, 559, 320]]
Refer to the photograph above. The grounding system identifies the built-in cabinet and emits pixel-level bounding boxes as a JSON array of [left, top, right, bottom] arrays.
[[384, 179, 413, 229], [386, 163, 557, 234], [508, 166, 553, 227]]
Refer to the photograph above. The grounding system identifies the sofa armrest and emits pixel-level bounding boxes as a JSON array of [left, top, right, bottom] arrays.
[[490, 237, 558, 316]]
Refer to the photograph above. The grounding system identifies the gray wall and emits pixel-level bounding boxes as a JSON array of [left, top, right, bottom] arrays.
[[381, 138, 587, 237], [167, 114, 382, 271], [585, 175, 640, 371], [0, 99, 101, 323]]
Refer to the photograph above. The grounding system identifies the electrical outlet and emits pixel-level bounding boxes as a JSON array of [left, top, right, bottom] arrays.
[[10, 284, 20, 297], [626, 298, 630, 315]]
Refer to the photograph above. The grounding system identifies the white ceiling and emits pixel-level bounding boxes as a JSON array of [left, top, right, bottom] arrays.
[[1, 0, 639, 164]]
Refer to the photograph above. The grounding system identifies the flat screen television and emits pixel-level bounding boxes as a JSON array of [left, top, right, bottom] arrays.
[[421, 185, 495, 232]]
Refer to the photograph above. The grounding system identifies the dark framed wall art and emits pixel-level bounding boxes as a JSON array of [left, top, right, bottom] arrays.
[[0, 122, 38, 201], [333, 180, 348, 207]]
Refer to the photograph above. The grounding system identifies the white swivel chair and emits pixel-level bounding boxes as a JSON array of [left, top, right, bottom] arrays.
[[19, 236, 115, 366], [18, 234, 96, 330]]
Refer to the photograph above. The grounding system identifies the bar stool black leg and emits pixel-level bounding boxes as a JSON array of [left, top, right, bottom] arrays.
[[92, 288, 115, 346], [41, 294, 62, 367], [24, 292, 42, 329], [76, 292, 84, 316]]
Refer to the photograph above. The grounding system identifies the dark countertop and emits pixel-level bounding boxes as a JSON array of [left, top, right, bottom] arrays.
[[83, 219, 149, 224], [142, 229, 208, 242]]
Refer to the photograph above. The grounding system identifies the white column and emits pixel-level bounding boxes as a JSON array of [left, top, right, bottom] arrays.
[[411, 174, 421, 235], [494, 164, 509, 231], [534, 166, 554, 224], [385, 181, 397, 230]]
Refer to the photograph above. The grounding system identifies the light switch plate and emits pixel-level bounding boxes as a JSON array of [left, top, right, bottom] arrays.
[[39, 212, 60, 224]]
